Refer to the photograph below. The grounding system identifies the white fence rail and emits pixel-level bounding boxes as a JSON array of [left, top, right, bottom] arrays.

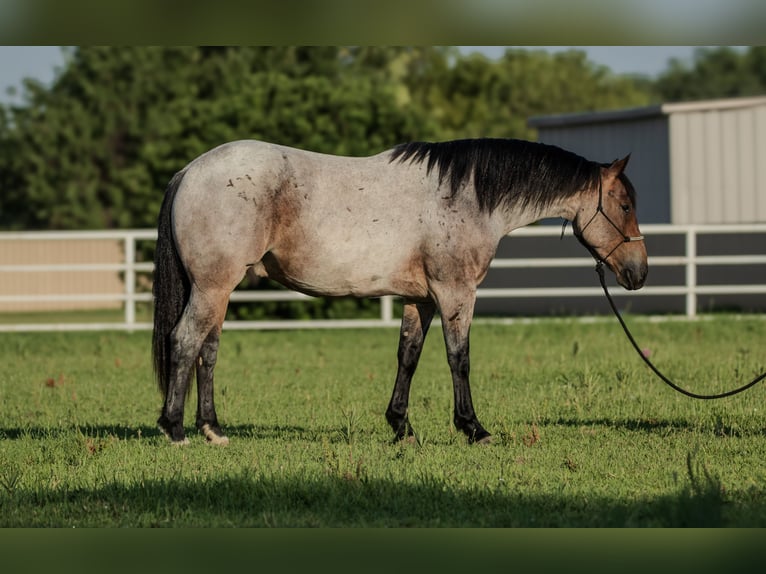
[[0, 224, 765, 332]]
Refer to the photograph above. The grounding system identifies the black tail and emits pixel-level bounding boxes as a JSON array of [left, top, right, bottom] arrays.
[[152, 169, 190, 396]]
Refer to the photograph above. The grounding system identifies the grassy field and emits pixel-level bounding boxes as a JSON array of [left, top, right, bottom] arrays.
[[0, 316, 764, 527]]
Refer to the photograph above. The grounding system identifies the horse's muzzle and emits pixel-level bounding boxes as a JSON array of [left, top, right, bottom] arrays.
[[617, 260, 648, 291]]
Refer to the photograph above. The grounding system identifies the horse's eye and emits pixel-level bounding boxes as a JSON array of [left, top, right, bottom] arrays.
[[621, 204, 631, 214]]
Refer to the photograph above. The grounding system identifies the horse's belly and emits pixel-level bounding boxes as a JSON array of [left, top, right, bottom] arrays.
[[259, 247, 428, 300]]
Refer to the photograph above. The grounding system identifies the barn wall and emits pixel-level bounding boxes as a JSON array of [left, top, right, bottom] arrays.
[[535, 116, 672, 224], [669, 104, 766, 224]]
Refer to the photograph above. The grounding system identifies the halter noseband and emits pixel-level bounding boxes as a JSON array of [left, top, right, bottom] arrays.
[[571, 177, 644, 266]]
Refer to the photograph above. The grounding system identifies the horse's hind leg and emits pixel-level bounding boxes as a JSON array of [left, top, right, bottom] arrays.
[[196, 328, 228, 445], [158, 287, 229, 444], [385, 301, 435, 442]]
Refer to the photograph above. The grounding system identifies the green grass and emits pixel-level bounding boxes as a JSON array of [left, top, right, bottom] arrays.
[[0, 304, 153, 325], [1, 317, 765, 526]]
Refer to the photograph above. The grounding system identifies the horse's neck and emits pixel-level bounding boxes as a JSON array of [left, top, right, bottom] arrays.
[[495, 198, 574, 235]]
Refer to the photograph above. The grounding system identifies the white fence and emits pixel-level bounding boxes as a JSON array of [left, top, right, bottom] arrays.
[[0, 224, 765, 332]]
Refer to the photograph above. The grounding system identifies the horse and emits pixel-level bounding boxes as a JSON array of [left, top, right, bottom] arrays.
[[152, 138, 647, 445]]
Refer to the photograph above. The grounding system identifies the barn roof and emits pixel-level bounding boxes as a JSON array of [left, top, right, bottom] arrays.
[[528, 95, 766, 129]]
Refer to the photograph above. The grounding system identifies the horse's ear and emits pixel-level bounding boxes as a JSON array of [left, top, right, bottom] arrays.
[[607, 154, 630, 176]]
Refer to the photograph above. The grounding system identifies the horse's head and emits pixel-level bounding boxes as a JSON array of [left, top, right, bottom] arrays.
[[572, 156, 648, 290]]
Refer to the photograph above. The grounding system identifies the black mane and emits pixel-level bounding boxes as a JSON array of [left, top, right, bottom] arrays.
[[390, 138, 602, 214]]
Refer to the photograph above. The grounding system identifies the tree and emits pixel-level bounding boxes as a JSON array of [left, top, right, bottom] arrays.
[[0, 46, 433, 231], [0, 46, 658, 231], [1, 47, 197, 229], [655, 47, 766, 102], [396, 48, 652, 141]]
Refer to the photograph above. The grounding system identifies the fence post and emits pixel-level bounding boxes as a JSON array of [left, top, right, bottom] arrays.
[[124, 234, 136, 328], [685, 228, 697, 318], [381, 295, 393, 324]]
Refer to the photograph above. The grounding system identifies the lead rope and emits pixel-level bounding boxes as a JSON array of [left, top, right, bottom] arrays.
[[576, 177, 765, 398], [596, 261, 766, 399]]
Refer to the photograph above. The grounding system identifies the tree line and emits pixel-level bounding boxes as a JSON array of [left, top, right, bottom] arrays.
[[1, 46, 764, 232]]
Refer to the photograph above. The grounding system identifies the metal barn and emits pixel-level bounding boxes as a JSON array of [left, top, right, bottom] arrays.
[[527, 96, 766, 225]]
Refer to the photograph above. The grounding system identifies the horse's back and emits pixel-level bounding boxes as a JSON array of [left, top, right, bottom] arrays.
[[169, 140, 438, 298]]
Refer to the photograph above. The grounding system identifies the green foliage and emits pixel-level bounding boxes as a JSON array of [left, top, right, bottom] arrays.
[[0, 46, 652, 232], [3, 46, 762, 233], [655, 46, 766, 101], [0, 47, 428, 230], [1, 318, 765, 526], [416, 48, 652, 140]]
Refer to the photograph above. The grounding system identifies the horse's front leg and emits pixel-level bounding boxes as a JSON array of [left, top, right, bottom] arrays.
[[435, 288, 491, 444], [385, 300, 436, 442]]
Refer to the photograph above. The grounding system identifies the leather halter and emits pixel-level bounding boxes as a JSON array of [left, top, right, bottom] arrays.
[[571, 177, 644, 265]]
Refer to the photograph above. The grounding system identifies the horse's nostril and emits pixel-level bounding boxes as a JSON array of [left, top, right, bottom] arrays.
[[624, 268, 635, 289], [629, 264, 648, 289], [621, 263, 647, 291]]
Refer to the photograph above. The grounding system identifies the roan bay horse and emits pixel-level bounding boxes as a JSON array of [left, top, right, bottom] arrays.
[[152, 138, 647, 445]]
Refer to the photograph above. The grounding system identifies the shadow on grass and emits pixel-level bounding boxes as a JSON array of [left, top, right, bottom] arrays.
[[4, 413, 764, 443], [2, 420, 763, 527], [2, 464, 759, 527], [539, 416, 766, 437], [0, 424, 162, 441], [0, 423, 345, 443]]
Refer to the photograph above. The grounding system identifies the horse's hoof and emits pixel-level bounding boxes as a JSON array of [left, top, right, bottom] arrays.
[[158, 416, 187, 444], [201, 423, 229, 446], [467, 428, 492, 445], [205, 434, 229, 446]]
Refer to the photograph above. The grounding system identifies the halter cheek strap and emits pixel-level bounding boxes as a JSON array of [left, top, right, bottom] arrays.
[[572, 178, 644, 266]]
